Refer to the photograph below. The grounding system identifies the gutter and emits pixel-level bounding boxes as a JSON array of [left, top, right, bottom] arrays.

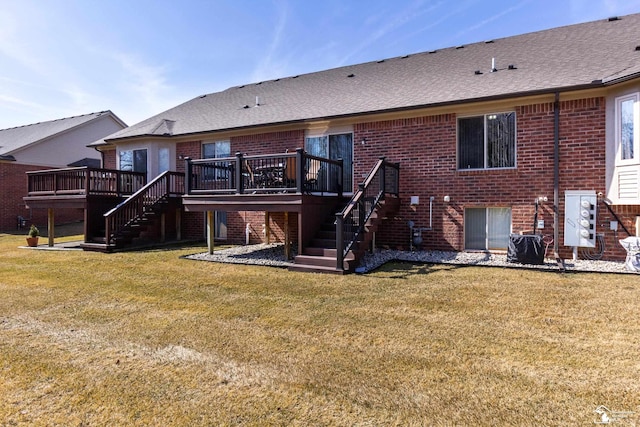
[[553, 91, 565, 271]]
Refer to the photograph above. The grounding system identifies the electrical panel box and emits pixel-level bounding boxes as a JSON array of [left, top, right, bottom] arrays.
[[564, 191, 597, 248]]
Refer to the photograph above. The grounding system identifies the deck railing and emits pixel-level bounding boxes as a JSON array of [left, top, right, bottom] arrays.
[[185, 148, 343, 196], [104, 171, 184, 244], [26, 167, 146, 197], [335, 157, 400, 270]]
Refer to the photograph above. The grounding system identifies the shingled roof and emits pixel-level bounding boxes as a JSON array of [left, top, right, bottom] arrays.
[[0, 111, 125, 160], [105, 13, 640, 142]]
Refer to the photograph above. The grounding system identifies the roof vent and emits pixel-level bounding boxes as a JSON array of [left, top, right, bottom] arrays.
[[238, 85, 245, 88], [635, 46, 640, 51], [508, 64, 517, 70], [242, 105, 250, 109], [199, 94, 207, 98], [292, 75, 299, 79], [377, 59, 385, 63], [608, 16, 620, 22], [401, 54, 410, 59], [347, 73, 355, 78], [475, 70, 483, 75], [485, 40, 495, 44], [428, 50, 437, 54], [274, 78, 280, 82], [256, 81, 262, 85], [456, 45, 464, 49]]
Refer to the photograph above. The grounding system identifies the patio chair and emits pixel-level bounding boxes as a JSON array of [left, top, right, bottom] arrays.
[[243, 160, 255, 189], [303, 159, 321, 193], [283, 157, 296, 188]]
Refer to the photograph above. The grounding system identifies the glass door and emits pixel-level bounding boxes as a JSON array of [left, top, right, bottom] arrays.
[[305, 133, 353, 193]]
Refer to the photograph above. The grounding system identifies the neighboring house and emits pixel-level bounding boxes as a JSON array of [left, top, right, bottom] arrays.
[[0, 111, 127, 232], [25, 14, 640, 272]]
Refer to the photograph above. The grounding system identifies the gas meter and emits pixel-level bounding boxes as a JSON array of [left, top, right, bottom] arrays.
[[564, 190, 597, 248]]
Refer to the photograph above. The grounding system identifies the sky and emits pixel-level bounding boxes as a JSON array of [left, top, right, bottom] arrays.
[[1, 0, 640, 130]]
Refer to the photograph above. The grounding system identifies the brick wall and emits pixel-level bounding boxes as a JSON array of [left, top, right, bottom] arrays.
[[103, 149, 116, 169], [0, 163, 84, 233], [171, 100, 635, 261], [231, 130, 304, 156], [347, 96, 632, 260]]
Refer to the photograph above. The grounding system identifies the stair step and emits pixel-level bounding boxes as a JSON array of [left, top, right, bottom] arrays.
[[304, 247, 337, 257], [79, 242, 115, 253], [288, 264, 348, 275], [294, 255, 340, 268], [316, 230, 336, 240]]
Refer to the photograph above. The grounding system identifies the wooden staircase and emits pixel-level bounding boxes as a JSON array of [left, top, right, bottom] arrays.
[[289, 197, 399, 274], [81, 171, 184, 252], [289, 157, 400, 274]]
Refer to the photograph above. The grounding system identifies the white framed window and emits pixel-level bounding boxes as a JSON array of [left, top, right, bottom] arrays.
[[458, 112, 516, 170], [464, 207, 512, 250], [615, 93, 639, 165]]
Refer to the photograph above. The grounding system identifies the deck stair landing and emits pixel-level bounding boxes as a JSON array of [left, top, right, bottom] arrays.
[[290, 197, 399, 274], [289, 157, 400, 274], [81, 171, 184, 252]]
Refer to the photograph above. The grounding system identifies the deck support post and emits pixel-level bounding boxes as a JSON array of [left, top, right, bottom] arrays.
[[265, 212, 270, 243], [176, 208, 182, 241], [160, 213, 166, 242], [207, 211, 215, 255], [335, 213, 344, 271], [284, 212, 290, 260], [47, 208, 54, 247]]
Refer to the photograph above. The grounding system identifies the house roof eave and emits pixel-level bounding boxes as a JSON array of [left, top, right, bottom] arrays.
[[103, 83, 608, 145]]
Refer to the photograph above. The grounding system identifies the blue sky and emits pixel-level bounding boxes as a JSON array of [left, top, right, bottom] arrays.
[[1, 0, 639, 129]]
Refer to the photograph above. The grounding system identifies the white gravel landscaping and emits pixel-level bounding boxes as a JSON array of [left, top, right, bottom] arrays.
[[185, 244, 636, 274]]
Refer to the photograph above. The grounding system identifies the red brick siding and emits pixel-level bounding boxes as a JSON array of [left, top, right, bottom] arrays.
[[231, 130, 304, 156], [172, 100, 635, 261], [0, 163, 83, 232], [103, 149, 117, 170], [346, 97, 630, 260]]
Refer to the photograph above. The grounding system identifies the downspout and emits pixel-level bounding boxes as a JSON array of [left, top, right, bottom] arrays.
[[553, 92, 565, 269], [93, 147, 105, 168]]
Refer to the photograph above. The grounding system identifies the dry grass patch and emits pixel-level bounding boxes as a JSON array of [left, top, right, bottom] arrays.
[[1, 232, 639, 426]]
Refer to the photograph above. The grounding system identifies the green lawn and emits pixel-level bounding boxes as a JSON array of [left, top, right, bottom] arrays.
[[0, 231, 638, 426]]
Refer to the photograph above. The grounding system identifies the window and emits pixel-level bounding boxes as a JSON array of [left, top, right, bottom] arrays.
[[202, 141, 231, 180], [158, 147, 170, 174], [458, 112, 516, 170], [203, 141, 230, 239], [616, 93, 639, 163], [119, 149, 147, 173], [464, 207, 511, 250], [203, 141, 231, 159]]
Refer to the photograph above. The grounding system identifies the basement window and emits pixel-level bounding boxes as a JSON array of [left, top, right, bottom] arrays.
[[464, 207, 512, 250], [458, 112, 516, 170]]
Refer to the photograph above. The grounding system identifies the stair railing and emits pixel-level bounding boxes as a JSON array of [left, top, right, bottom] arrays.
[[335, 157, 399, 271], [104, 171, 184, 245]]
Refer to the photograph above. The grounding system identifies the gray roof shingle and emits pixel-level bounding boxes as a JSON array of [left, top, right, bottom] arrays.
[[0, 111, 120, 156], [106, 13, 640, 142]]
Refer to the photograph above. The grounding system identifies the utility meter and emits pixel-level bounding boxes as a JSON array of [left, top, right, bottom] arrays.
[[564, 190, 597, 248]]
